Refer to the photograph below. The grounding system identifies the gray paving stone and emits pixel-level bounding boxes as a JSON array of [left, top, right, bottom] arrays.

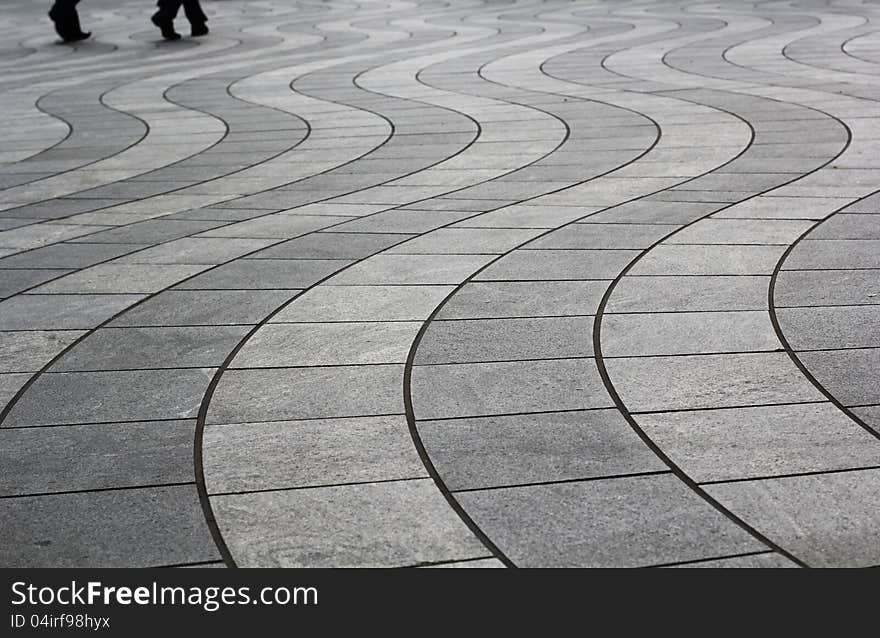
[[0, 294, 144, 330], [783, 239, 880, 269], [203, 415, 426, 493], [797, 348, 880, 406], [667, 219, 813, 245], [416, 316, 593, 363], [231, 322, 421, 367], [606, 352, 826, 412], [436, 280, 607, 319], [808, 214, 880, 239], [851, 405, 880, 435], [585, 200, 723, 224], [329, 254, 492, 285], [0, 373, 30, 412], [175, 259, 347, 290], [777, 305, 880, 349], [418, 409, 666, 491], [0, 330, 85, 373], [207, 365, 404, 424], [456, 474, 765, 567], [333, 209, 473, 234], [606, 275, 770, 313], [210, 480, 486, 567], [0, 485, 218, 567], [33, 263, 208, 294], [273, 285, 452, 322], [637, 403, 880, 483], [3, 368, 215, 426], [601, 310, 780, 356], [774, 269, 880, 307], [0, 243, 147, 269], [253, 232, 412, 259], [0, 420, 195, 496], [387, 228, 540, 254], [707, 469, 880, 567], [108, 289, 297, 327], [0, 269, 73, 297], [67, 219, 225, 244], [196, 215, 344, 239], [630, 245, 786, 276], [529, 223, 673, 249], [115, 237, 274, 264], [411, 358, 611, 420], [475, 249, 638, 281], [50, 326, 249, 371]]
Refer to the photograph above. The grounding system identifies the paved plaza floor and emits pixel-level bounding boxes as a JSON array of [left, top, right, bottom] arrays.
[[0, 0, 879, 568]]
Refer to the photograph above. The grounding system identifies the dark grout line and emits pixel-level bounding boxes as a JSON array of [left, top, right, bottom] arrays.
[[208, 476, 432, 498], [0, 481, 196, 501], [699, 465, 880, 486], [450, 470, 672, 494]]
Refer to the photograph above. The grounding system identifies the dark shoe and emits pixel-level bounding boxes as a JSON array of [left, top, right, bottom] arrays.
[[66, 31, 91, 42], [151, 12, 181, 41], [191, 22, 209, 37]]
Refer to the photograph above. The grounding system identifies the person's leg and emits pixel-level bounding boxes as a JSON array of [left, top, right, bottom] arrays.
[[182, 0, 208, 36], [152, 0, 183, 40]]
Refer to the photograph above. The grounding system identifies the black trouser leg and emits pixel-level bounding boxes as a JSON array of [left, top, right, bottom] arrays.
[[182, 0, 207, 25], [154, 0, 183, 22]]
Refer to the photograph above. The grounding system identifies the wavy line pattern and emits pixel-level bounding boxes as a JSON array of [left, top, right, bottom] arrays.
[[1, 0, 879, 568]]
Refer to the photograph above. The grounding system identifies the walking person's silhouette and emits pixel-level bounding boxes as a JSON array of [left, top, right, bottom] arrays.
[[48, 0, 91, 42], [151, 0, 209, 41]]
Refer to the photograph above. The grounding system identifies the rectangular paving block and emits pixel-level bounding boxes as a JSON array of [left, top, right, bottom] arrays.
[[231, 322, 422, 367], [0, 485, 218, 567], [456, 474, 765, 567], [50, 326, 250, 371], [115, 237, 274, 264], [606, 352, 826, 412], [783, 239, 880, 270], [529, 223, 673, 249], [0, 243, 146, 269], [797, 348, 880, 406], [0, 268, 73, 297], [774, 269, 880, 307], [253, 232, 412, 259], [108, 289, 298, 326], [637, 403, 880, 483], [667, 218, 813, 245], [629, 244, 786, 276], [416, 316, 593, 364], [0, 330, 85, 373], [707, 469, 880, 567], [206, 364, 404, 424], [605, 275, 771, 313], [475, 249, 637, 281], [411, 358, 611, 420], [386, 227, 540, 254], [0, 419, 196, 496], [776, 305, 880, 349], [32, 263, 209, 294], [434, 280, 608, 319], [3, 368, 215, 426], [273, 285, 452, 322], [601, 310, 779, 356], [175, 258, 348, 289], [417, 409, 666, 491], [328, 254, 492, 285], [210, 480, 487, 567], [203, 415, 427, 493], [0, 293, 144, 330]]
